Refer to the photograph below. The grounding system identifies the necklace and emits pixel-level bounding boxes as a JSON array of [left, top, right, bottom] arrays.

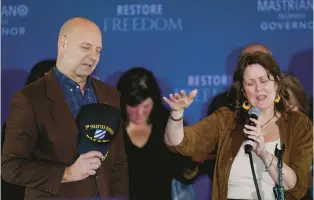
[[261, 115, 276, 128]]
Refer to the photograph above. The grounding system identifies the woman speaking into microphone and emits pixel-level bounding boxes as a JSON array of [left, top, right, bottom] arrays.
[[163, 52, 313, 200]]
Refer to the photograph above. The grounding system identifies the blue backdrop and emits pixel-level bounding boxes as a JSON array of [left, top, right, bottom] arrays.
[[1, 0, 313, 199]]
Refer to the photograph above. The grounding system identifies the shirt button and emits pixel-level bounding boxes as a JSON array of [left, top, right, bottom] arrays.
[[70, 89, 73, 92], [96, 176, 99, 179], [229, 158, 233, 161], [76, 86, 79, 89]]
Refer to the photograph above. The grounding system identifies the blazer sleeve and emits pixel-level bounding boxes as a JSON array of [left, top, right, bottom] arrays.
[[168, 107, 233, 157], [285, 114, 313, 199], [109, 91, 129, 197], [1, 91, 65, 195]]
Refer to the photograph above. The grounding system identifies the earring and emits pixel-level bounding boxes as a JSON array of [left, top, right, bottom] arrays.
[[242, 101, 251, 110], [274, 94, 281, 103]]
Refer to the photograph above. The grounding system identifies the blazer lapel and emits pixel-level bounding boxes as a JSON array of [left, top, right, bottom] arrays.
[[45, 70, 78, 137], [92, 79, 107, 104]]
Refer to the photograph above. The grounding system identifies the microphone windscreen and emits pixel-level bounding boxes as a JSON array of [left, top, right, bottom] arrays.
[[76, 103, 121, 161], [248, 106, 261, 117]]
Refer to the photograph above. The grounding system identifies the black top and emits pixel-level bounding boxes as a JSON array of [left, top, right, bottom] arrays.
[[123, 107, 195, 200]]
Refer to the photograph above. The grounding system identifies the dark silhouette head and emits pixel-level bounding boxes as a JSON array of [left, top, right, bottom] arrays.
[[26, 60, 56, 85], [240, 43, 272, 57]]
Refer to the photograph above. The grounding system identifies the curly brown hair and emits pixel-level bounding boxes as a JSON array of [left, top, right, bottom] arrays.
[[228, 51, 287, 124]]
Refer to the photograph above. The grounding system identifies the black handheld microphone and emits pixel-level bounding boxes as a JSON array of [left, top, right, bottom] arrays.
[[244, 106, 261, 154]]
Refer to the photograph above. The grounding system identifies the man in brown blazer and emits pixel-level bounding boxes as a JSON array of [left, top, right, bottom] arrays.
[[2, 17, 129, 199]]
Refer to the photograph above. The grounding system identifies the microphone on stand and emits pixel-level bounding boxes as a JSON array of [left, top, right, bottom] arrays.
[[244, 106, 261, 154], [273, 144, 286, 200]]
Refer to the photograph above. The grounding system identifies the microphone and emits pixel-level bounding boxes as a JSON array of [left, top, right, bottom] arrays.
[[244, 106, 261, 154], [76, 103, 121, 161]]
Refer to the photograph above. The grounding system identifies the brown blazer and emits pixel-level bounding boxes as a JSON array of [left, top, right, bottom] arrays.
[[1, 70, 129, 199]]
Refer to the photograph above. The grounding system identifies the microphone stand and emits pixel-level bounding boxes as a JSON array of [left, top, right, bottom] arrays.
[[273, 144, 285, 200]]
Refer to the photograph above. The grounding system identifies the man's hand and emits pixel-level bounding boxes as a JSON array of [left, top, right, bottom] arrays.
[[62, 151, 103, 183]]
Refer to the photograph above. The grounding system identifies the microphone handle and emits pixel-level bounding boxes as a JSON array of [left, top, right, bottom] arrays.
[[244, 114, 258, 154]]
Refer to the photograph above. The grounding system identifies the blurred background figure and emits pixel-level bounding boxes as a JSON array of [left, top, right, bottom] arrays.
[[25, 60, 57, 85], [117, 67, 197, 200], [281, 72, 310, 115], [1, 59, 56, 200]]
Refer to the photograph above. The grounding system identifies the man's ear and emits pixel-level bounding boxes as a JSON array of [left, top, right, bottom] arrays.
[[58, 35, 67, 49]]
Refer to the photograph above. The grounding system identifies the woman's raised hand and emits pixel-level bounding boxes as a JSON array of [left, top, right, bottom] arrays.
[[163, 89, 198, 111]]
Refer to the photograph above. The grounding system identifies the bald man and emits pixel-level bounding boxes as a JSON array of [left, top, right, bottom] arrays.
[[2, 17, 129, 199], [240, 43, 272, 57]]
